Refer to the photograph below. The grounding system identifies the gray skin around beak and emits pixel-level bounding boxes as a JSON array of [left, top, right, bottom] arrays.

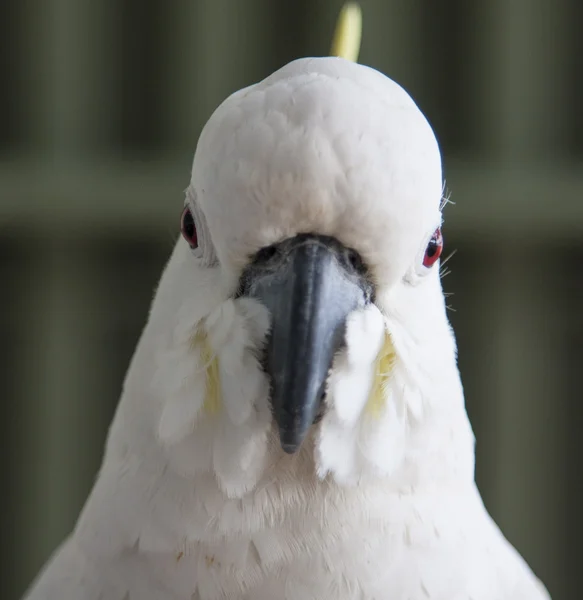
[[238, 233, 374, 454]]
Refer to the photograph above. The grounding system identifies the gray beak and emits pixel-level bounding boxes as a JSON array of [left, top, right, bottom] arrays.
[[238, 233, 374, 454]]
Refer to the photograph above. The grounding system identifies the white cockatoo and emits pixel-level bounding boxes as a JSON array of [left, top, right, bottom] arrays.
[[23, 13, 551, 600]]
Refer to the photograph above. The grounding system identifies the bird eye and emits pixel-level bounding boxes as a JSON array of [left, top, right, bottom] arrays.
[[422, 228, 443, 268], [180, 207, 198, 249]]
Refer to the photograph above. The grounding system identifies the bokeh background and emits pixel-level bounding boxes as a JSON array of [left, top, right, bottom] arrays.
[[1, 1, 580, 598]]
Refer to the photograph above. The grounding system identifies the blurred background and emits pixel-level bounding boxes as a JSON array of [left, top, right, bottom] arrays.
[[0, 0, 580, 598]]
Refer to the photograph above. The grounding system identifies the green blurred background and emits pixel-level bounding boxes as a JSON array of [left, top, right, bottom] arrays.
[[1, 0, 580, 598]]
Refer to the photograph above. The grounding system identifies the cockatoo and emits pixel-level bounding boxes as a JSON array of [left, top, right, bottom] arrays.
[[23, 10, 551, 600]]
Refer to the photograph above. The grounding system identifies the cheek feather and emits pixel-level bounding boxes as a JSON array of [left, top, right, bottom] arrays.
[[316, 304, 411, 485], [155, 298, 272, 497], [365, 331, 397, 419], [195, 329, 222, 417]]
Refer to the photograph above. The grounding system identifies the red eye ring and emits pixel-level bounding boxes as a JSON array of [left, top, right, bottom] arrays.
[[423, 228, 443, 268], [180, 207, 198, 249]]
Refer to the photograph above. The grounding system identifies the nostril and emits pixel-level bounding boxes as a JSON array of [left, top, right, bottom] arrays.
[[255, 244, 279, 264], [346, 248, 365, 274]]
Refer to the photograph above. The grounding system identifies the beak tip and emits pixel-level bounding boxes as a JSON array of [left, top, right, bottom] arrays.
[[278, 426, 307, 454], [281, 442, 300, 454]]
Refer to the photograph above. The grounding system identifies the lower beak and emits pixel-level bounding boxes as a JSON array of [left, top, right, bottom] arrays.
[[239, 234, 373, 453]]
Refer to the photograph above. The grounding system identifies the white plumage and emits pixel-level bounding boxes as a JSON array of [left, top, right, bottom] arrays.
[[23, 57, 550, 600]]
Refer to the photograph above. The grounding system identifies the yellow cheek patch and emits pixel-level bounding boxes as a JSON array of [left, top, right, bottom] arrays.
[[330, 2, 363, 63], [365, 331, 397, 418], [192, 329, 222, 416]]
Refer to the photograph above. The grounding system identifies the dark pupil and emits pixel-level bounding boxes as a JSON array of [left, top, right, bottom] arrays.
[[426, 239, 438, 257], [183, 211, 195, 238]]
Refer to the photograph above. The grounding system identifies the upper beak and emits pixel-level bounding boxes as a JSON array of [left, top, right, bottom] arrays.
[[239, 233, 374, 453]]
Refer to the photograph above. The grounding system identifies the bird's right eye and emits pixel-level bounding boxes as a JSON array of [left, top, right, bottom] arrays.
[[422, 228, 443, 268], [180, 207, 198, 249]]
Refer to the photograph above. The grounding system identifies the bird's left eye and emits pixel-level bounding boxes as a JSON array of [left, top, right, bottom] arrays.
[[180, 207, 198, 249], [422, 228, 443, 268]]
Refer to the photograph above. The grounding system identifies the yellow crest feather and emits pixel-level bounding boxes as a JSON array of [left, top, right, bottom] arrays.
[[330, 2, 363, 62]]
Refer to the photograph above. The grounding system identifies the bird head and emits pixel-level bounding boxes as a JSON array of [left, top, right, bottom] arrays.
[[149, 57, 473, 494]]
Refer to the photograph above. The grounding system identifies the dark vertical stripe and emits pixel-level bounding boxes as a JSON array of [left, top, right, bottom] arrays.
[[566, 0, 583, 157], [117, 0, 167, 156], [269, 0, 313, 74], [417, 0, 477, 157], [0, 2, 24, 154], [562, 244, 583, 600], [0, 241, 32, 599]]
